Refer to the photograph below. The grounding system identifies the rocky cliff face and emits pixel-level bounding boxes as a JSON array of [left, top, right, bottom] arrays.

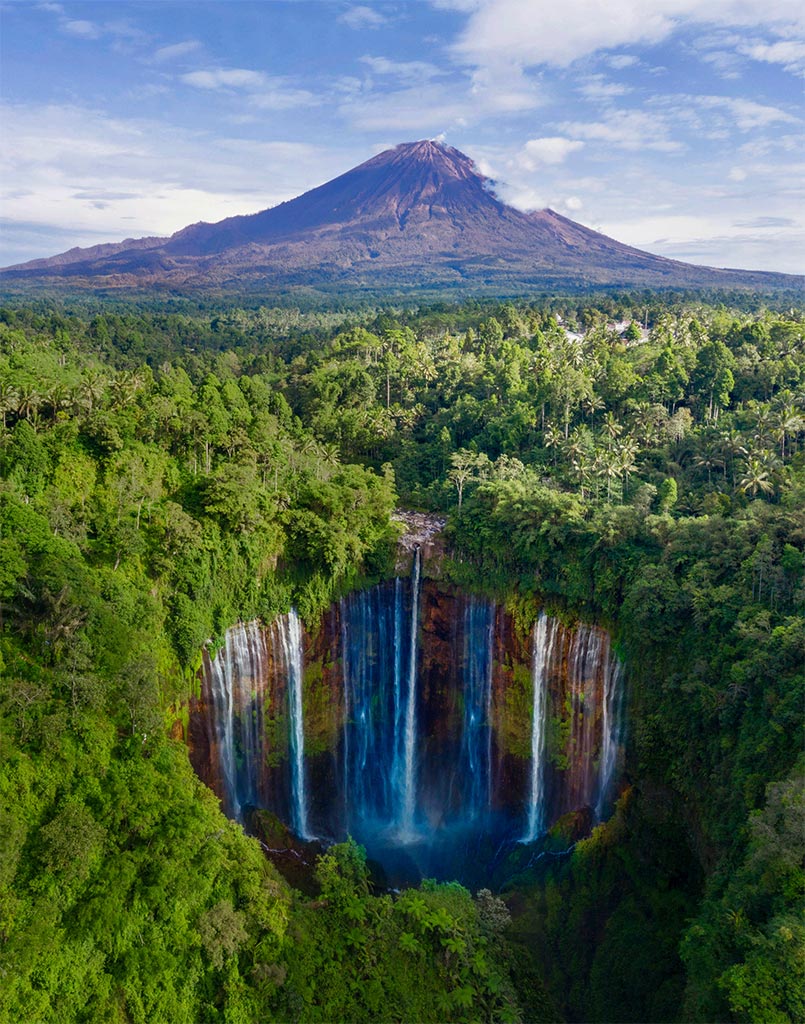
[[188, 578, 625, 884]]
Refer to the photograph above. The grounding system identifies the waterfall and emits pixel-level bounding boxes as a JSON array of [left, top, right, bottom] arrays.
[[399, 547, 421, 836], [340, 578, 410, 830], [566, 624, 602, 812], [596, 651, 625, 819], [391, 577, 405, 821], [197, 587, 627, 879], [460, 596, 495, 817], [277, 609, 310, 840], [204, 620, 268, 821], [522, 613, 559, 842]]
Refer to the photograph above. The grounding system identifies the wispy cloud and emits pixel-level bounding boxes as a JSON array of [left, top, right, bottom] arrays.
[[697, 95, 799, 129], [360, 55, 444, 83], [340, 5, 388, 30], [578, 75, 632, 101], [560, 108, 684, 152], [340, 62, 540, 132], [152, 40, 202, 64], [38, 2, 148, 48], [182, 68, 266, 89], [734, 215, 796, 227], [447, 0, 805, 68], [516, 137, 584, 169], [740, 38, 805, 76], [180, 68, 320, 110], [606, 54, 639, 69], [62, 19, 100, 39], [0, 101, 352, 265]]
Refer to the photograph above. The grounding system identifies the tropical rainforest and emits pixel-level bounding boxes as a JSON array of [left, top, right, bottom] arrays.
[[0, 291, 802, 1024]]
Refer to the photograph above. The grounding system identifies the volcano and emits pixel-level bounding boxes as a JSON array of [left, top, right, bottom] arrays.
[[2, 139, 801, 292]]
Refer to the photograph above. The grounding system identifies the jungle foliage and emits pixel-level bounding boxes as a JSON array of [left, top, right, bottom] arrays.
[[0, 294, 802, 1022]]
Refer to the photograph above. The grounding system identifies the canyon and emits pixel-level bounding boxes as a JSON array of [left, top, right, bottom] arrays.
[[188, 558, 625, 886]]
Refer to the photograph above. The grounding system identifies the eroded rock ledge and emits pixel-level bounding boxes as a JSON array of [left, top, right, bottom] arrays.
[[391, 509, 446, 575]]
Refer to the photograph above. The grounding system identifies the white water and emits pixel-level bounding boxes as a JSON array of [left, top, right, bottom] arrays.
[[596, 650, 624, 819], [399, 547, 421, 837], [276, 609, 311, 841], [205, 620, 269, 820], [460, 596, 496, 817], [523, 613, 559, 842], [207, 629, 238, 817]]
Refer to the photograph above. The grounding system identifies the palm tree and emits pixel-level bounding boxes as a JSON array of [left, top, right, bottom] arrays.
[[602, 411, 623, 442], [738, 458, 776, 497], [718, 428, 748, 486], [543, 423, 563, 466], [616, 437, 639, 498], [773, 403, 804, 459], [16, 383, 41, 421], [79, 371, 106, 415], [43, 383, 69, 422], [110, 369, 143, 409], [582, 394, 605, 421], [571, 451, 592, 500], [0, 379, 18, 430], [596, 449, 621, 502]]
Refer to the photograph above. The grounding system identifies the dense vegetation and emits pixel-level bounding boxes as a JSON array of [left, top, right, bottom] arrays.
[[1, 294, 802, 1022]]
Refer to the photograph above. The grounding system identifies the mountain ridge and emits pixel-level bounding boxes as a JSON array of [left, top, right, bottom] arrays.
[[3, 140, 802, 292]]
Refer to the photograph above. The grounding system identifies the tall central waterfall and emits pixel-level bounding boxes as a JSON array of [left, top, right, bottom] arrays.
[[194, 579, 625, 880]]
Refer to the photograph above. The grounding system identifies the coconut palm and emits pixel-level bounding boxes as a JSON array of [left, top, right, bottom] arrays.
[[738, 458, 776, 497], [0, 379, 18, 429], [15, 383, 41, 421], [43, 384, 69, 421], [773, 403, 805, 459], [543, 423, 563, 467], [616, 437, 640, 498], [582, 394, 605, 421], [718, 428, 748, 485], [79, 371, 107, 415]]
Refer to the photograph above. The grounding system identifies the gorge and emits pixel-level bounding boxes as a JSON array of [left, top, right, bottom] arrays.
[[190, 556, 626, 885], [2, 297, 801, 1024]]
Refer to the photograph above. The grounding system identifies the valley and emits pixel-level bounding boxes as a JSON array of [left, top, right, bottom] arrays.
[[0, 294, 801, 1022]]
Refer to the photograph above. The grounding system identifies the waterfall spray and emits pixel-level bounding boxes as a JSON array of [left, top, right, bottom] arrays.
[[399, 547, 421, 837], [523, 613, 558, 842], [596, 651, 625, 819], [279, 609, 310, 841]]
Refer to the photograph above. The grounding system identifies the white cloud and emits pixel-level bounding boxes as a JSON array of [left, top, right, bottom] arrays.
[[180, 68, 320, 109], [698, 48, 743, 78], [340, 5, 388, 30], [728, 166, 747, 180], [579, 76, 632, 101], [500, 185, 548, 210], [360, 55, 443, 83], [447, 0, 805, 68], [152, 40, 202, 63], [598, 212, 805, 273], [560, 109, 684, 152], [740, 38, 805, 75], [0, 102, 357, 265], [607, 54, 639, 69], [697, 95, 799, 129], [62, 19, 100, 39], [517, 137, 584, 169], [182, 68, 267, 90], [340, 63, 540, 132]]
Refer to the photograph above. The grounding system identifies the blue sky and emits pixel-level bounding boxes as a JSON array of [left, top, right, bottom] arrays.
[[1, 0, 803, 272]]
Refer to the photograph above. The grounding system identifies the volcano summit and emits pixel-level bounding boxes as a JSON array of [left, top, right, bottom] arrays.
[[3, 140, 801, 293]]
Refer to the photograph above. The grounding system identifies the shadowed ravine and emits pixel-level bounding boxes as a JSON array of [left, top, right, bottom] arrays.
[[190, 578, 625, 886]]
